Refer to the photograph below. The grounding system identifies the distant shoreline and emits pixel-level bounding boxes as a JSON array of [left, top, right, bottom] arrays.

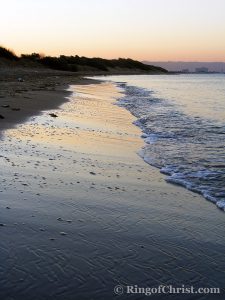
[[143, 60, 225, 73]]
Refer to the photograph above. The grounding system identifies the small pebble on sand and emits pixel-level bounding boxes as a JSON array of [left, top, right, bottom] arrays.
[[60, 232, 67, 236]]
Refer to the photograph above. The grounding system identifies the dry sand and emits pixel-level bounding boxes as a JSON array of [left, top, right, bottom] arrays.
[[0, 74, 225, 300]]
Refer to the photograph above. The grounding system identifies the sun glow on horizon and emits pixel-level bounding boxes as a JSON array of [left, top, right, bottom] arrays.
[[1, 0, 225, 62]]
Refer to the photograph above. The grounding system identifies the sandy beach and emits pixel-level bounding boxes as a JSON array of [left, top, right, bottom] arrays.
[[0, 68, 98, 135], [0, 75, 225, 300]]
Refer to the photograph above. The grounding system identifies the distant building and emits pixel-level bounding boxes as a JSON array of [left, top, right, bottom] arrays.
[[143, 62, 225, 73], [195, 67, 209, 73], [181, 69, 189, 73]]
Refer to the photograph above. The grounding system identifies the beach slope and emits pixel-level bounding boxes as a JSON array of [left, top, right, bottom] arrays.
[[0, 81, 224, 299]]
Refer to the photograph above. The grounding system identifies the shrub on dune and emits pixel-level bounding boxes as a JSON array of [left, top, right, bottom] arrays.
[[0, 46, 18, 60]]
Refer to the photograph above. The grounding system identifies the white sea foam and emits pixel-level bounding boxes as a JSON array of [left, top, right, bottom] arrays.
[[92, 75, 225, 212], [216, 200, 225, 210], [115, 78, 225, 211]]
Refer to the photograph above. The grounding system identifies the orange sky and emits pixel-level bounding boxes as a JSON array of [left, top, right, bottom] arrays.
[[1, 0, 225, 61]]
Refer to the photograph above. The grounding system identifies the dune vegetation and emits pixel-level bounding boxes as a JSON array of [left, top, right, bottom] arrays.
[[0, 46, 167, 74]]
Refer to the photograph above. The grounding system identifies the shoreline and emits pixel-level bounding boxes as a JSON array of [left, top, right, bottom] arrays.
[[0, 68, 162, 136], [0, 75, 225, 299]]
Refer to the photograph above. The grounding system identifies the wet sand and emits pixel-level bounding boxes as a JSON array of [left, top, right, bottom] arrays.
[[0, 68, 97, 136], [0, 81, 225, 300]]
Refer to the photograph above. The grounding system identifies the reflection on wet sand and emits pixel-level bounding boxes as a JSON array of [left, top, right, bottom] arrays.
[[1, 83, 225, 300]]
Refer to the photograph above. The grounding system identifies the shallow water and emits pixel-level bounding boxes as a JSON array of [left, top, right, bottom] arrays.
[[93, 74, 225, 210]]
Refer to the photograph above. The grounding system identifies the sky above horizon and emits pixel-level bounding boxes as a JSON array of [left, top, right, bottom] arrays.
[[0, 0, 225, 62]]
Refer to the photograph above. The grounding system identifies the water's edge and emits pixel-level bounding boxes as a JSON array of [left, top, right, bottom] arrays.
[[115, 81, 225, 212]]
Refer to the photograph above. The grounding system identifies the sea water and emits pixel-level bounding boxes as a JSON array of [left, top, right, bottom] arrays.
[[93, 74, 225, 210]]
